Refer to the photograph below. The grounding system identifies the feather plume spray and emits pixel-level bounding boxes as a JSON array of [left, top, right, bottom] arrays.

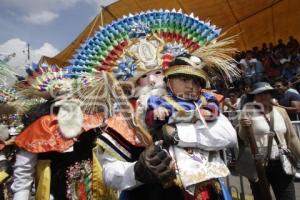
[[75, 71, 152, 146], [15, 86, 52, 100], [0, 83, 46, 115], [192, 34, 240, 83], [0, 61, 16, 84], [8, 98, 46, 115], [0, 103, 17, 115]]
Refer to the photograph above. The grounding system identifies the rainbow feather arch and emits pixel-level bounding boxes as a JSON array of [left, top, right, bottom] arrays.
[[69, 9, 222, 80]]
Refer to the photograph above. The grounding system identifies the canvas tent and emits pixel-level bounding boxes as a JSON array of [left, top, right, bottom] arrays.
[[39, 0, 300, 67]]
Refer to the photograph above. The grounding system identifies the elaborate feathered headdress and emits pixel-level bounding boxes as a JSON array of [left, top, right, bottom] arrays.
[[15, 63, 87, 100], [64, 9, 240, 146], [162, 35, 238, 87], [68, 9, 239, 86]]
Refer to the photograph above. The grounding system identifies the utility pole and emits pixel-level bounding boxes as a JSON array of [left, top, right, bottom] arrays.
[[24, 43, 31, 68], [27, 43, 30, 61]]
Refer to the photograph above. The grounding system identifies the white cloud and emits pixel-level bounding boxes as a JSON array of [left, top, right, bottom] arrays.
[[1, 0, 115, 13], [22, 11, 59, 25], [84, 0, 118, 7], [32, 42, 60, 62], [0, 38, 59, 78], [1, 0, 119, 25], [1, 0, 81, 13], [1, 0, 92, 25]]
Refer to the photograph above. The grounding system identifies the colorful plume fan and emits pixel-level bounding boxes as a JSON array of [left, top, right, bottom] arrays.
[[69, 9, 221, 78], [24, 63, 83, 92]]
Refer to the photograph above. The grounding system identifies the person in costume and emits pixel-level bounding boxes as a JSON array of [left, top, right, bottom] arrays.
[[90, 32, 189, 200], [0, 85, 26, 200], [95, 56, 177, 200], [0, 113, 22, 181], [10, 64, 106, 200], [0, 114, 20, 200], [65, 9, 239, 200], [144, 53, 237, 199]]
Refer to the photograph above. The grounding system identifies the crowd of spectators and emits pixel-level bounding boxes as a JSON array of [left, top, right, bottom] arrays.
[[214, 36, 300, 94], [236, 36, 300, 85], [220, 36, 300, 118]]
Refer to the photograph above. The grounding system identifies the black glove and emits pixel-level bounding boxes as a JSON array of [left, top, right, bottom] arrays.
[[161, 125, 179, 147], [150, 125, 178, 149], [134, 143, 176, 185]]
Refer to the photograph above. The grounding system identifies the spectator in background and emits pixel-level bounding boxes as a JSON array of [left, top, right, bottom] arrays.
[[252, 46, 259, 59], [239, 51, 264, 84], [287, 36, 299, 50], [223, 89, 240, 112], [290, 48, 300, 74], [261, 43, 268, 53], [223, 89, 240, 128], [261, 51, 281, 79], [239, 83, 253, 110], [276, 39, 285, 50], [290, 75, 300, 94], [281, 60, 297, 81], [225, 37, 300, 101], [287, 80, 299, 94], [269, 42, 274, 52], [238, 81, 300, 200], [273, 77, 300, 120]]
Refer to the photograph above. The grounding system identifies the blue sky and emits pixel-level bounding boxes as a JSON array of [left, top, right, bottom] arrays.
[[0, 0, 117, 76]]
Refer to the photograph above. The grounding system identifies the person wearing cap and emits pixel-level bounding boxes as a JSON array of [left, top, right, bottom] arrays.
[[96, 65, 177, 199], [146, 54, 220, 127], [88, 9, 239, 200], [238, 81, 300, 200], [144, 54, 237, 199], [97, 66, 181, 199]]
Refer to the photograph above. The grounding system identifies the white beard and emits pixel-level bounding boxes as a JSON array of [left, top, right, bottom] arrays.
[[135, 82, 167, 112], [56, 99, 84, 139], [135, 82, 167, 126]]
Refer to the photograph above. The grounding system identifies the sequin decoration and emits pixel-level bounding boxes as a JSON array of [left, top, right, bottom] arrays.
[[129, 21, 151, 38], [113, 56, 137, 81], [66, 159, 92, 200], [163, 43, 188, 57]]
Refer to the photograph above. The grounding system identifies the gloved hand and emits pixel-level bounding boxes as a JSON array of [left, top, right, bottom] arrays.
[[134, 142, 176, 186], [161, 125, 178, 148]]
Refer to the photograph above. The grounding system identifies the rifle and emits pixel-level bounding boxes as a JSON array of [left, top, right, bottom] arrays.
[[244, 123, 272, 200]]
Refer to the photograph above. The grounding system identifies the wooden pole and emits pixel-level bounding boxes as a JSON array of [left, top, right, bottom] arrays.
[[245, 124, 272, 200]]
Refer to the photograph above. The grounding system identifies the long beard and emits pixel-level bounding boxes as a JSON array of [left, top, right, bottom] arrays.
[[135, 82, 167, 116]]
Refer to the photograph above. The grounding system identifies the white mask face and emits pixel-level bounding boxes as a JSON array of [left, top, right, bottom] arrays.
[[137, 70, 164, 87]]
